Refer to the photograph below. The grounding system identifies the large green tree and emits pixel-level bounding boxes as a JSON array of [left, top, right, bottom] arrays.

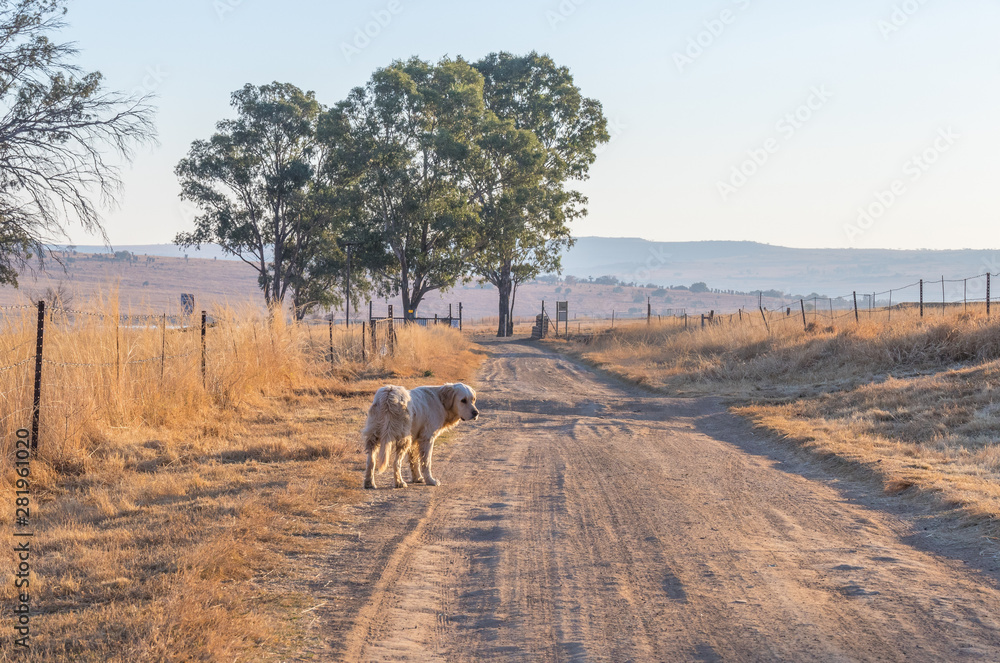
[[176, 82, 358, 317], [320, 57, 485, 320], [0, 0, 156, 285], [471, 52, 608, 336]]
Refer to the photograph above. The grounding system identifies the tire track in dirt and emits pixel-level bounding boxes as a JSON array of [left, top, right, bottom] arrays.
[[329, 339, 1000, 662]]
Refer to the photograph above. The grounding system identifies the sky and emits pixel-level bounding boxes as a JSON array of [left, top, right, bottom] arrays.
[[58, 0, 1000, 251]]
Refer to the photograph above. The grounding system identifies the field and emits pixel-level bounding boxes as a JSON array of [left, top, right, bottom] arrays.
[[0, 250, 794, 321]]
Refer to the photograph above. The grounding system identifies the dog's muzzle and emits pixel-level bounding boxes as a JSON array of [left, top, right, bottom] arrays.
[[471, 409, 480, 420]]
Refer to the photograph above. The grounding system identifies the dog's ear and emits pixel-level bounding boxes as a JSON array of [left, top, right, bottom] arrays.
[[438, 384, 456, 412]]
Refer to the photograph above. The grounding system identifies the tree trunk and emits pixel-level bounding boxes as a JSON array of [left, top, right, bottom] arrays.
[[496, 261, 512, 337], [508, 280, 518, 336], [496, 282, 511, 337]]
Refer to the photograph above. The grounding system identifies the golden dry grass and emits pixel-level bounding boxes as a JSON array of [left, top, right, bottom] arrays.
[[554, 307, 1000, 533], [0, 299, 481, 661]]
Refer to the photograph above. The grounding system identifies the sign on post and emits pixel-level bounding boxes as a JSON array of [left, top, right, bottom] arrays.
[[556, 301, 569, 336]]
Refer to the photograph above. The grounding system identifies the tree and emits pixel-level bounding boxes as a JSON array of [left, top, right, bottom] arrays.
[[690, 282, 709, 293], [0, 0, 156, 286], [471, 52, 608, 336], [321, 57, 484, 320], [176, 82, 333, 315]]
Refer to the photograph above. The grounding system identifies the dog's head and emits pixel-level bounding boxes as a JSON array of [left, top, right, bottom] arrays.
[[439, 383, 479, 421]]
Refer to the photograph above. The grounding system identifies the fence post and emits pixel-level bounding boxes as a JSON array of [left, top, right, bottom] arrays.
[[387, 304, 395, 355], [362, 320, 367, 362], [853, 292, 859, 323], [684, 313, 688, 329], [30, 300, 45, 453], [459, 303, 463, 331], [647, 297, 651, 325], [201, 310, 207, 388], [611, 310, 614, 329], [329, 319, 334, 366], [988, 274, 991, 319], [919, 279, 924, 317], [161, 313, 166, 378], [758, 294, 770, 333], [701, 313, 705, 329], [800, 299, 807, 330]]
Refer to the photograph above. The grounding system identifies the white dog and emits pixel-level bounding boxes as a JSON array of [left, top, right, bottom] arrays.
[[361, 383, 479, 489]]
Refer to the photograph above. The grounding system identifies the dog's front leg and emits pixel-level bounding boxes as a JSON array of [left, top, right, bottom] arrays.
[[418, 437, 440, 487], [409, 450, 425, 484]]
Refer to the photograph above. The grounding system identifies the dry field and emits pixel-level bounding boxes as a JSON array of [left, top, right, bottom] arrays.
[[551, 307, 1000, 537], [0, 301, 481, 662]]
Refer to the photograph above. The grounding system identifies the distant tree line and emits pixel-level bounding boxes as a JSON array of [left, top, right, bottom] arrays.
[[174, 53, 609, 336]]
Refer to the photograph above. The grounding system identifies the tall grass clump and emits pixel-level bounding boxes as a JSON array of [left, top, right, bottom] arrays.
[[0, 298, 363, 487]]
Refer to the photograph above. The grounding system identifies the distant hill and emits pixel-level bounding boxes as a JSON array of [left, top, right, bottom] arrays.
[[561, 238, 998, 300]]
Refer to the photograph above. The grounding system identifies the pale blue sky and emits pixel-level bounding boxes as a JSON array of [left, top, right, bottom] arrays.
[[61, 0, 1000, 250]]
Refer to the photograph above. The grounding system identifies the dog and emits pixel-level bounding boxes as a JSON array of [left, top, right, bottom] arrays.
[[361, 383, 479, 489]]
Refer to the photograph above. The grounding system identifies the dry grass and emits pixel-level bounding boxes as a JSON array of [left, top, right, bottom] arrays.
[[0, 298, 481, 661], [554, 307, 1000, 533]]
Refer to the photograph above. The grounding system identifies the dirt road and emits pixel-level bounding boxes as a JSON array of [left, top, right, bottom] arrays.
[[312, 340, 1000, 662]]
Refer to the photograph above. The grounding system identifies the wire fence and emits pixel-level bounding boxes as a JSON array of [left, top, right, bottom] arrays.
[[549, 271, 1000, 337], [0, 301, 397, 457]]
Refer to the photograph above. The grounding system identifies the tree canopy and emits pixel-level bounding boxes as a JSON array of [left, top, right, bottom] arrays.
[[320, 57, 486, 319], [176, 53, 607, 324]]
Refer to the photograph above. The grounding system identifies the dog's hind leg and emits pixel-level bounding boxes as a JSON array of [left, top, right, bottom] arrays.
[[392, 439, 409, 489], [409, 447, 425, 484], [363, 438, 378, 489]]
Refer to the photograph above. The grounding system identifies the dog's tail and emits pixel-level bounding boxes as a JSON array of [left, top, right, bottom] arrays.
[[362, 386, 411, 475]]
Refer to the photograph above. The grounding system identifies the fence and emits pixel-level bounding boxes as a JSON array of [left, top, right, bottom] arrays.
[[0, 301, 399, 456]]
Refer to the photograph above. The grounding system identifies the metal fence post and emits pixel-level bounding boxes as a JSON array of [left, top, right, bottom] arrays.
[[201, 310, 207, 388], [853, 292, 859, 324], [30, 300, 45, 453], [387, 304, 395, 355], [941, 276, 946, 316], [329, 319, 334, 366], [161, 313, 166, 378], [988, 274, 992, 319], [919, 279, 924, 317], [362, 320, 367, 362], [800, 299, 807, 330]]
